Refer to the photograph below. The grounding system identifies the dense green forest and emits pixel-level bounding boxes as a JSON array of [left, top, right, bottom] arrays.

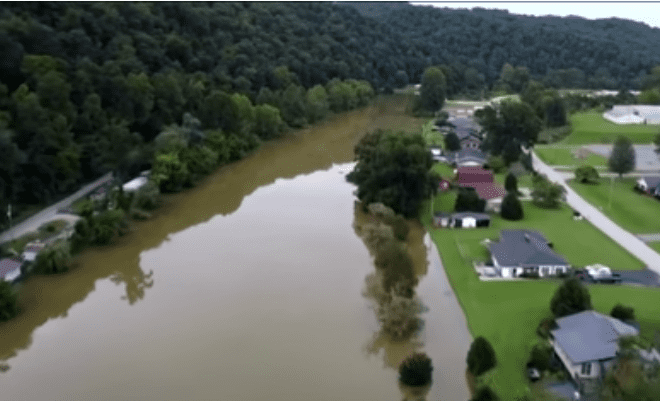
[[2, 1, 660, 229], [342, 2, 660, 89]]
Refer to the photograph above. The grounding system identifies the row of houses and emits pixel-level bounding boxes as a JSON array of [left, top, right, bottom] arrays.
[[429, 114, 660, 398]]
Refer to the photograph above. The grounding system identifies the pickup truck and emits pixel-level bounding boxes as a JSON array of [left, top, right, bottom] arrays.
[[575, 265, 622, 284]]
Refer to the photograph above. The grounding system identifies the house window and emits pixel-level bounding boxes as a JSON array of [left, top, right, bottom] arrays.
[[581, 362, 591, 375]]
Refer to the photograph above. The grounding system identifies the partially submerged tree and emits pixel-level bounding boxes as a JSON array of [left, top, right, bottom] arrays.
[[399, 352, 433, 387], [0, 280, 19, 322], [375, 290, 426, 341], [550, 278, 592, 318], [467, 336, 498, 376], [33, 241, 72, 274], [347, 130, 439, 218], [608, 136, 635, 177]]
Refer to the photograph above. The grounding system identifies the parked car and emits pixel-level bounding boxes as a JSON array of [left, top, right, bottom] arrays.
[[527, 367, 541, 382]]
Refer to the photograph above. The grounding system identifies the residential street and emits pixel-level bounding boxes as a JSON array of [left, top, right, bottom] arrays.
[[0, 172, 113, 244], [532, 152, 660, 274]]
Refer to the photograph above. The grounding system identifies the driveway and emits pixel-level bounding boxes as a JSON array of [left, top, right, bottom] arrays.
[[0, 172, 113, 244], [584, 144, 660, 171], [532, 152, 660, 275]]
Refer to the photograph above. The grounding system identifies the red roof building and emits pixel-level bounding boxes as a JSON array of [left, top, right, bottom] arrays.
[[456, 166, 506, 201], [456, 166, 494, 184]]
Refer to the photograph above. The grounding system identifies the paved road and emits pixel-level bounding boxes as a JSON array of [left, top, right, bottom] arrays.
[[637, 234, 660, 243], [532, 152, 660, 274], [0, 172, 113, 244], [583, 144, 660, 171]]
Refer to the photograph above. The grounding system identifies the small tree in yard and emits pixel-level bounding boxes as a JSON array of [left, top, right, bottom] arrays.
[[501, 192, 524, 220], [505, 172, 518, 194], [608, 136, 635, 177], [550, 278, 592, 318], [455, 188, 486, 212], [486, 155, 506, 173], [611, 304, 636, 322], [399, 352, 433, 387], [531, 174, 565, 208], [467, 336, 497, 377], [472, 386, 500, 401], [575, 165, 600, 184]]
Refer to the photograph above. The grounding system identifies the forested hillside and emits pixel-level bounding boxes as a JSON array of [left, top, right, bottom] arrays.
[[2, 1, 660, 227], [342, 2, 660, 88]]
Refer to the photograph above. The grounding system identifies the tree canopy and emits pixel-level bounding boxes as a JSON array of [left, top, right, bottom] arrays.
[[347, 130, 439, 218], [467, 336, 498, 376], [609, 136, 636, 177], [550, 278, 592, 318]]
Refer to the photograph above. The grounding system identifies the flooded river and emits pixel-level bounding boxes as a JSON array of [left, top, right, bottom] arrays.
[[0, 96, 471, 401]]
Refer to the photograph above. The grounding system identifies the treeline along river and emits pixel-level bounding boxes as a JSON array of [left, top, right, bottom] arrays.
[[0, 96, 471, 401]]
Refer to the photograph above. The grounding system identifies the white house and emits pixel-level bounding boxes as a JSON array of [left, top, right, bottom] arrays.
[[550, 311, 639, 395], [22, 241, 45, 263], [487, 230, 570, 278], [122, 171, 151, 193], [604, 105, 660, 124]]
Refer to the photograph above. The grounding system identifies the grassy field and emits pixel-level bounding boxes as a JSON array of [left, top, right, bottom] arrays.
[[560, 110, 659, 145], [422, 193, 660, 399], [534, 147, 607, 167], [568, 178, 660, 234]]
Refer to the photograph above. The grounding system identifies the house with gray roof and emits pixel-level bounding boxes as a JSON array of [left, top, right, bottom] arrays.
[[487, 230, 570, 278], [635, 175, 660, 196], [550, 310, 639, 395]]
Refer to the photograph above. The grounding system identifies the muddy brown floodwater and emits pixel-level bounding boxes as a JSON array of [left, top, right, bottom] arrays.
[[0, 96, 471, 401]]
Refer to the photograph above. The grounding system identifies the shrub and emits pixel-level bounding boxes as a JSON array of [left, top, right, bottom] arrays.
[[33, 241, 72, 274], [500, 192, 524, 220], [132, 180, 161, 211], [575, 165, 600, 184], [399, 352, 433, 387], [472, 386, 500, 401], [550, 278, 592, 318], [0, 280, 19, 322], [93, 209, 127, 245], [611, 304, 635, 322], [528, 343, 553, 371], [467, 336, 497, 376], [536, 317, 558, 339]]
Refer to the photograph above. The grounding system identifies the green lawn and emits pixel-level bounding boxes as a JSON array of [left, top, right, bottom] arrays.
[[648, 242, 660, 253], [568, 178, 660, 234], [534, 147, 607, 167], [431, 162, 455, 179], [422, 196, 660, 399], [560, 110, 659, 145]]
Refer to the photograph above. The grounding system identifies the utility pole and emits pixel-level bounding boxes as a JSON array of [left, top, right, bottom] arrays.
[[7, 204, 12, 242], [608, 175, 614, 210]]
